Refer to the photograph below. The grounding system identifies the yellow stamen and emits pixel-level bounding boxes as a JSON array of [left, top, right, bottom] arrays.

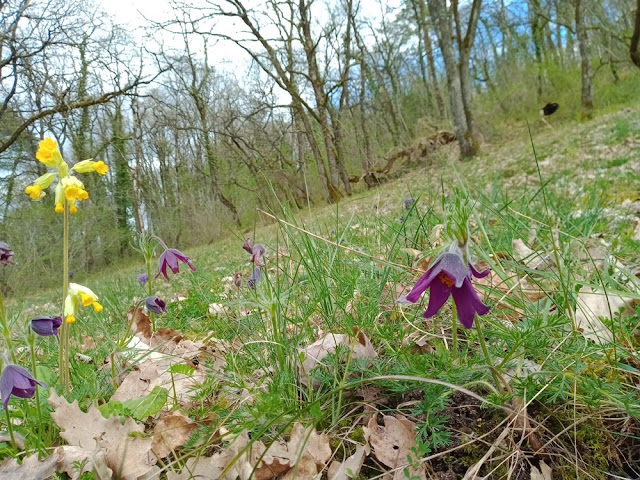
[[438, 272, 455, 288]]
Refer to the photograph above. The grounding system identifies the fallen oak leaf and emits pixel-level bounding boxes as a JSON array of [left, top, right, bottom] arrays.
[[0, 451, 57, 480], [48, 389, 157, 480], [152, 410, 197, 459]]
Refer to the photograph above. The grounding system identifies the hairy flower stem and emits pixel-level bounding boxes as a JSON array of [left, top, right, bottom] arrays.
[[0, 288, 16, 363], [28, 336, 44, 441], [146, 258, 155, 331], [474, 316, 504, 394], [4, 408, 16, 454], [451, 303, 458, 361], [60, 199, 70, 394]]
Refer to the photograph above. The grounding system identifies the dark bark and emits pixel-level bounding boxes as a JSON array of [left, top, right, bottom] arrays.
[[631, 0, 640, 67]]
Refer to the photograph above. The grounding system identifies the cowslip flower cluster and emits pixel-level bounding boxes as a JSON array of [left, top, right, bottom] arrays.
[[1, 360, 45, 409], [64, 283, 103, 323], [25, 137, 108, 213], [405, 242, 490, 329]]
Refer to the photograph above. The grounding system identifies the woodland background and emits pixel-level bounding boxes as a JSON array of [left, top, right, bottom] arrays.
[[2, 0, 640, 293]]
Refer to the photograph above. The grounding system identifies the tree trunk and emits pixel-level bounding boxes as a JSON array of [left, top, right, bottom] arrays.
[[631, 0, 640, 67], [575, 0, 594, 119], [299, 0, 342, 198], [415, 0, 446, 120], [427, 0, 476, 157]]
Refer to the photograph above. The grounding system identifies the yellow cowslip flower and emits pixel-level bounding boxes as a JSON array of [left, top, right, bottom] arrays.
[[61, 176, 89, 203], [93, 161, 108, 175], [36, 138, 63, 168], [55, 202, 64, 213], [65, 314, 76, 324], [25, 185, 43, 199], [73, 159, 109, 175], [69, 204, 78, 214], [64, 283, 103, 321]]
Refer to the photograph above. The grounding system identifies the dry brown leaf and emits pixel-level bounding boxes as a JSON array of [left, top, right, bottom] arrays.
[[209, 303, 225, 315], [48, 389, 157, 480], [80, 333, 97, 352], [152, 410, 197, 459], [166, 431, 251, 480], [0, 451, 57, 480], [364, 413, 426, 480], [530, 461, 552, 480], [512, 239, 556, 270], [0, 431, 25, 450], [56, 446, 110, 479], [327, 444, 368, 480], [573, 286, 630, 344], [288, 423, 332, 468], [128, 307, 152, 339], [298, 332, 377, 386]]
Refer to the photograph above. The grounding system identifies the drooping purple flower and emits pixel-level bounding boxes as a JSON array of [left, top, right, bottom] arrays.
[[145, 296, 167, 314], [248, 267, 261, 290], [30, 316, 63, 337], [136, 273, 149, 284], [404, 198, 416, 211], [251, 244, 266, 267], [242, 236, 253, 254], [405, 244, 490, 329], [0, 363, 45, 409], [233, 272, 242, 288], [155, 248, 196, 281], [0, 242, 15, 266]]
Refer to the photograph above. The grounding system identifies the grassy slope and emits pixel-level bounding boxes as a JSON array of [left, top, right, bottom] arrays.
[[8, 104, 640, 478]]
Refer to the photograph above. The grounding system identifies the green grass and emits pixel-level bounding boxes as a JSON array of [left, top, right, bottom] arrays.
[[2, 103, 640, 479]]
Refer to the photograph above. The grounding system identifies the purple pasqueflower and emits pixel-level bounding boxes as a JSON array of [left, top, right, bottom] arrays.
[[248, 267, 261, 290], [251, 244, 266, 267], [145, 295, 167, 314], [0, 363, 45, 409], [0, 242, 15, 266], [405, 245, 490, 329], [155, 248, 196, 281], [30, 315, 63, 337], [242, 236, 253, 254], [136, 273, 149, 284], [233, 272, 242, 288]]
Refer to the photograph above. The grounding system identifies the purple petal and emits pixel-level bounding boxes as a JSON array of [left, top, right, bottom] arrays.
[[423, 276, 453, 318], [451, 278, 491, 329], [0, 369, 13, 409], [436, 252, 469, 288], [405, 260, 442, 303], [136, 273, 149, 284], [31, 317, 57, 336], [470, 263, 490, 278], [164, 250, 181, 274]]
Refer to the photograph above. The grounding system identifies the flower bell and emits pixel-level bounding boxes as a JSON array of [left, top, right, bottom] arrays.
[[0, 242, 15, 266], [30, 316, 63, 337], [64, 283, 103, 323], [404, 243, 490, 329], [0, 362, 45, 409], [155, 247, 196, 281], [145, 296, 167, 314]]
